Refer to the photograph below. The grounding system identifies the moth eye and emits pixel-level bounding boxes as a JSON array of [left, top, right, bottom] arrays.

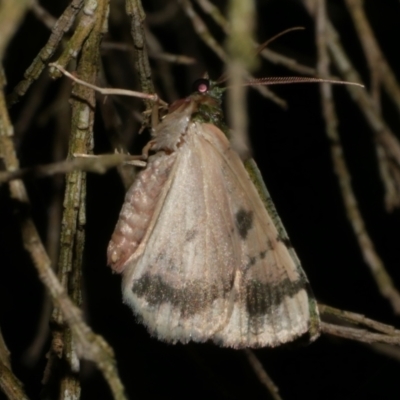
[[192, 78, 210, 94]]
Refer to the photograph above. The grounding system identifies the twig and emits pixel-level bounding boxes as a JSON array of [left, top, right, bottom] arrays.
[[24, 79, 71, 367], [46, 2, 124, 398], [49, 63, 159, 102], [7, 0, 84, 105], [48, 0, 99, 80], [0, 363, 29, 400], [0, 0, 31, 61], [321, 323, 400, 346], [0, 328, 28, 400], [303, 0, 400, 315], [180, 0, 287, 108], [225, 0, 257, 160], [0, 34, 128, 400], [244, 350, 283, 400], [195, 0, 317, 76], [344, 0, 400, 211], [319, 305, 400, 346], [145, 27, 180, 102], [101, 41, 196, 65], [323, 20, 400, 168], [370, 343, 400, 362], [319, 304, 398, 335], [0, 154, 145, 184], [344, 0, 400, 115], [0, 329, 10, 370], [146, 1, 180, 25], [125, 0, 155, 110], [30, 0, 57, 30]]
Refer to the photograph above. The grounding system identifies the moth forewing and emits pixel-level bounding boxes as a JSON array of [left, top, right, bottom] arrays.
[[108, 80, 320, 348], [244, 158, 320, 341], [200, 123, 319, 346]]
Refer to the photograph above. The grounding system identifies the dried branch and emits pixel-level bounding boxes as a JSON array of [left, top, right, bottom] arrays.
[[180, 0, 287, 108], [319, 304, 398, 335], [50, 63, 159, 101], [45, 1, 123, 398], [322, 323, 400, 346], [244, 350, 283, 400], [323, 20, 400, 167], [0, 329, 10, 370], [0, 362, 29, 400], [0, 0, 31, 61], [0, 26, 127, 400], [0, 153, 145, 184], [7, 0, 84, 105], [101, 41, 196, 65], [49, 1, 99, 80], [344, 0, 400, 210], [303, 0, 400, 315], [125, 0, 155, 110], [320, 305, 400, 346], [225, 0, 257, 160], [30, 0, 57, 30], [195, 0, 316, 76]]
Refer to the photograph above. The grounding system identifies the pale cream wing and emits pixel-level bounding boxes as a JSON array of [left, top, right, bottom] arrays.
[[122, 124, 240, 344], [123, 121, 317, 348], [198, 123, 317, 347]]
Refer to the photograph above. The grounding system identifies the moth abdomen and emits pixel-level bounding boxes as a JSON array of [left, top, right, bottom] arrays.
[[107, 154, 177, 273]]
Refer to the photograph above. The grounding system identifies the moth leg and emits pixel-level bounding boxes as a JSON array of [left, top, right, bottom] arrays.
[[141, 139, 157, 159]]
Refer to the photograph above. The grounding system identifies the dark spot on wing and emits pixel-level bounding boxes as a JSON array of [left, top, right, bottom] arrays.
[[259, 250, 267, 259], [235, 209, 253, 240], [185, 229, 198, 242], [156, 251, 166, 262], [245, 256, 257, 270], [132, 273, 234, 317], [245, 277, 307, 319], [277, 235, 293, 248]]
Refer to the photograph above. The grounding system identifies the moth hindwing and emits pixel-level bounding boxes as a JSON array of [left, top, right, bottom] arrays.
[[107, 79, 320, 348]]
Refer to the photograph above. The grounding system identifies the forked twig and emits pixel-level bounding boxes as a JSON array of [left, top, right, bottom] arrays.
[[49, 63, 161, 103]]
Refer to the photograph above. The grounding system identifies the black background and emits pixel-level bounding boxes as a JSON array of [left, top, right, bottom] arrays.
[[1, 0, 400, 399]]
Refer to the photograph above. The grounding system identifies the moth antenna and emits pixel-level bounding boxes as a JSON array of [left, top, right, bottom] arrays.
[[255, 27, 305, 55], [216, 27, 305, 85], [235, 76, 364, 88]]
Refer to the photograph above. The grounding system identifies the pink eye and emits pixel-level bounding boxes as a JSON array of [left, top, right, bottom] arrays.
[[192, 78, 210, 94]]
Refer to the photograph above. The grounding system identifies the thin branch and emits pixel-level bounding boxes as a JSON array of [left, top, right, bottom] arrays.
[[0, 52, 128, 400], [101, 41, 196, 65], [319, 304, 398, 335], [344, 0, 400, 211], [344, 0, 400, 115], [0, 0, 31, 61], [180, 0, 287, 108], [0, 154, 145, 184], [225, 0, 257, 160], [244, 350, 283, 400], [48, 0, 99, 81], [303, 0, 400, 315], [7, 0, 84, 105], [30, 0, 57, 30], [49, 63, 159, 101], [195, 0, 317, 76], [0, 363, 29, 400], [323, 20, 400, 168], [321, 323, 400, 346], [125, 0, 155, 110]]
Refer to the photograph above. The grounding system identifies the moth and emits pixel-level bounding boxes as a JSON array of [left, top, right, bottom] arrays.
[[107, 78, 320, 348]]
